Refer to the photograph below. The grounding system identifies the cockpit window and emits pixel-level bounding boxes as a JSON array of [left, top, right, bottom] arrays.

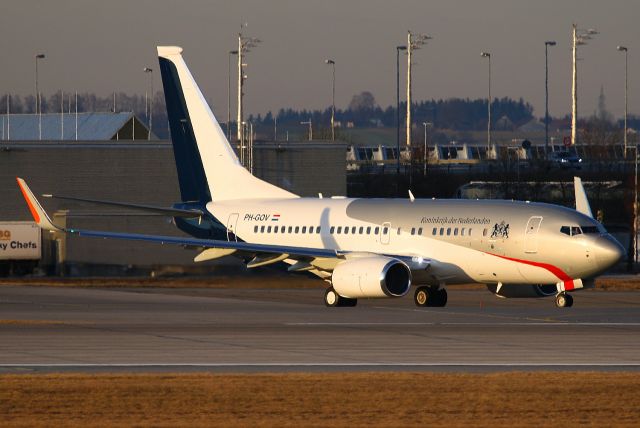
[[581, 226, 600, 234], [560, 226, 585, 236]]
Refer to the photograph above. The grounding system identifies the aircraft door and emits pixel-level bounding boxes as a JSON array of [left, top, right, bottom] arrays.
[[227, 213, 239, 242], [524, 216, 543, 253], [381, 222, 391, 245]]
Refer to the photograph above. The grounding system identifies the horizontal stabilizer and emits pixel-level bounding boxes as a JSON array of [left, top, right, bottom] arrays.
[[42, 194, 203, 218]]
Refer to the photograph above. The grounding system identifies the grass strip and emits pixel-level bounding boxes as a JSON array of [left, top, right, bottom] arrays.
[[1, 372, 639, 427]]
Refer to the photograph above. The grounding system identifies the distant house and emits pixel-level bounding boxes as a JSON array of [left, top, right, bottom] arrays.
[[0, 112, 154, 141], [494, 115, 515, 131], [517, 118, 546, 133]]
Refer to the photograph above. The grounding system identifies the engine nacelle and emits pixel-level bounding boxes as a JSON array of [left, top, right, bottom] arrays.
[[486, 283, 557, 298], [332, 256, 412, 299]]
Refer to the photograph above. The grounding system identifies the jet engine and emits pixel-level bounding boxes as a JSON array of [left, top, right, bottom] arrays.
[[486, 283, 557, 298], [332, 256, 411, 298]]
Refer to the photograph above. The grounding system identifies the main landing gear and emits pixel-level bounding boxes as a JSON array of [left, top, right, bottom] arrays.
[[414, 286, 448, 308], [555, 292, 574, 308], [324, 287, 357, 307]]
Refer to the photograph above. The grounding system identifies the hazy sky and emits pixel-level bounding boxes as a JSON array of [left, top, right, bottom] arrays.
[[2, 0, 639, 120]]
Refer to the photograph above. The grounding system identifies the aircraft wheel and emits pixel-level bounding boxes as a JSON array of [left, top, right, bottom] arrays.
[[324, 287, 340, 307], [340, 297, 358, 307], [555, 292, 572, 308], [435, 288, 448, 307], [324, 287, 357, 307], [565, 294, 574, 308], [414, 286, 430, 307]]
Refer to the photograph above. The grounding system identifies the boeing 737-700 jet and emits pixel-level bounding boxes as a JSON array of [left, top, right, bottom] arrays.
[[17, 46, 625, 308]]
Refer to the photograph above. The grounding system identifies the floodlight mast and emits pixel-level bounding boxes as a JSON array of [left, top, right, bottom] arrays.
[[545, 41, 556, 160], [236, 24, 261, 151], [571, 24, 598, 146], [406, 31, 431, 188], [406, 31, 431, 151]]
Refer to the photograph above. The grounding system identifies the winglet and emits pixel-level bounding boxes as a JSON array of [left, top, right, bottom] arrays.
[[574, 177, 593, 218], [16, 178, 62, 231]]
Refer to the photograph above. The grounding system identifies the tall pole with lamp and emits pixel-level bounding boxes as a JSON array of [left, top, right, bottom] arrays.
[[618, 45, 635, 266], [545, 41, 556, 159], [144, 67, 153, 139], [406, 32, 431, 187], [396, 45, 406, 187], [325, 59, 335, 141], [571, 25, 598, 147], [481, 52, 491, 153], [35, 53, 45, 140]]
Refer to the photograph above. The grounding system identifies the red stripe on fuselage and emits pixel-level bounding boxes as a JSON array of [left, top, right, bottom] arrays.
[[488, 253, 574, 289]]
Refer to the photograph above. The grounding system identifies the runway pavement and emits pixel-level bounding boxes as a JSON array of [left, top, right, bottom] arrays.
[[1, 285, 639, 373]]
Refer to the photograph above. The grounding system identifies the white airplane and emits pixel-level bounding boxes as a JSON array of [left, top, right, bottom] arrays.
[[17, 46, 624, 308]]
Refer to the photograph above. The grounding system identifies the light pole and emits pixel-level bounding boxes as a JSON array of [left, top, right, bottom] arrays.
[[407, 32, 431, 190], [618, 45, 635, 265], [236, 28, 261, 143], [396, 45, 406, 183], [406, 33, 431, 151], [571, 25, 598, 146], [228, 50, 238, 141], [545, 41, 556, 159], [144, 67, 153, 139], [617, 46, 628, 153], [481, 52, 491, 153], [422, 122, 432, 176], [325, 59, 336, 141], [35, 53, 45, 140]]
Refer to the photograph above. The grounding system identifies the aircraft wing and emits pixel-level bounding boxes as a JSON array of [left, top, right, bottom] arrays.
[[66, 228, 343, 259]]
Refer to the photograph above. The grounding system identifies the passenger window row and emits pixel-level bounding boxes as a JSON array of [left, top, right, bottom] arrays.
[[431, 227, 474, 237], [253, 225, 320, 234], [252, 225, 384, 235]]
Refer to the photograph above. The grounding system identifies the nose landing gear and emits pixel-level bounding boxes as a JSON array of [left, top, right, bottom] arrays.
[[555, 292, 574, 308]]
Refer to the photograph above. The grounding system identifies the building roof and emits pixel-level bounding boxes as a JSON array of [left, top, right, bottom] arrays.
[[518, 118, 546, 132], [0, 112, 152, 141]]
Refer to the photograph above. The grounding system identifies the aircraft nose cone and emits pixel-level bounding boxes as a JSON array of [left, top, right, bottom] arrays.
[[595, 235, 625, 270]]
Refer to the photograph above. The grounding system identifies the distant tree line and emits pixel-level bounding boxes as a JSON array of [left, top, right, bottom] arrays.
[[248, 92, 536, 132], [4, 89, 634, 144]]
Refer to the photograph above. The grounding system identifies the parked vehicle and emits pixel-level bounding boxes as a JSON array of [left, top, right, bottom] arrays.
[[550, 151, 582, 169]]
